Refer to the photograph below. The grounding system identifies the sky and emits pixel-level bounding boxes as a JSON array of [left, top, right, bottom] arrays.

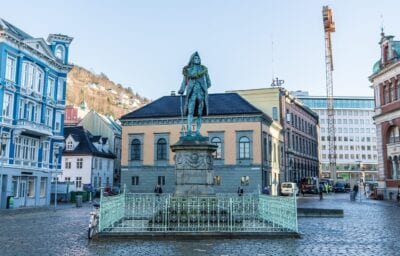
[[2, 0, 399, 100]]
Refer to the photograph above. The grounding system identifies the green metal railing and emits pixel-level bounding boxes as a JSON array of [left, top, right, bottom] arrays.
[[99, 191, 298, 234]]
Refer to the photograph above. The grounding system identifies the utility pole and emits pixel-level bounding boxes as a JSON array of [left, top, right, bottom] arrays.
[[322, 6, 337, 181]]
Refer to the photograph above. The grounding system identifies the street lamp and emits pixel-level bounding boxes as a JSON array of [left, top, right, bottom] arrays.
[[54, 144, 61, 210]]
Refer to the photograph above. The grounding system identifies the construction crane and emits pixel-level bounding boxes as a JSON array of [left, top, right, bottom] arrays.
[[322, 6, 336, 181]]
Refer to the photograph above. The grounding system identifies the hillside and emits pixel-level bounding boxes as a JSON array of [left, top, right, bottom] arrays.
[[66, 65, 150, 119]]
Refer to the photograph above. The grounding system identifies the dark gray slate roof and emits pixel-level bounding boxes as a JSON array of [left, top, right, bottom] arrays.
[[121, 93, 268, 120], [63, 126, 115, 159]]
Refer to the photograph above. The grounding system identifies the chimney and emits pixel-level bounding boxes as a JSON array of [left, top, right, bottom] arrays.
[[171, 91, 176, 96]]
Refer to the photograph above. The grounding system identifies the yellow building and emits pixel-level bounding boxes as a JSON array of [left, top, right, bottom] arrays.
[[120, 93, 283, 195]]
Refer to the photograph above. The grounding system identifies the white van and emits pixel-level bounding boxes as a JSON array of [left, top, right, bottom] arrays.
[[281, 182, 299, 196]]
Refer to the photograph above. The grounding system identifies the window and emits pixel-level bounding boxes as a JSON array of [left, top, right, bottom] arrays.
[[65, 177, 71, 182], [272, 107, 278, 121], [6, 55, 16, 82], [66, 141, 73, 151], [55, 45, 65, 61], [76, 158, 83, 169], [40, 177, 47, 197], [45, 108, 52, 127], [240, 176, 250, 186], [157, 138, 167, 160], [55, 112, 62, 131], [21, 62, 44, 94], [211, 137, 222, 159], [213, 176, 221, 185], [27, 177, 35, 198], [14, 136, 39, 163], [98, 177, 102, 187], [47, 77, 55, 99], [132, 176, 139, 185], [65, 158, 71, 169], [42, 141, 49, 167], [389, 126, 400, 143], [130, 139, 141, 160], [99, 158, 102, 170], [57, 79, 64, 101], [239, 136, 250, 159], [106, 177, 110, 187], [157, 176, 165, 186], [76, 177, 82, 188], [2, 93, 13, 118]]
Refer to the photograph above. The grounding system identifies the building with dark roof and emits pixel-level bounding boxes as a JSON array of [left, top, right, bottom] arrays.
[[120, 93, 283, 195], [78, 110, 122, 186], [0, 18, 72, 208], [369, 31, 400, 196], [62, 126, 115, 192]]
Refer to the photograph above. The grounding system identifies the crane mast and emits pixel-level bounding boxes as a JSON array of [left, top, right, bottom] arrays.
[[322, 6, 336, 181]]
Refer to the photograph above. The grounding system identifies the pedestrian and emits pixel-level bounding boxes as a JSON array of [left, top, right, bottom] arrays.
[[237, 185, 243, 196], [154, 184, 163, 195], [319, 184, 324, 200], [353, 184, 359, 198], [263, 186, 270, 195]]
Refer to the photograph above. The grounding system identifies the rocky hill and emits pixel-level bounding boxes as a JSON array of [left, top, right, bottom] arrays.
[[66, 65, 149, 119]]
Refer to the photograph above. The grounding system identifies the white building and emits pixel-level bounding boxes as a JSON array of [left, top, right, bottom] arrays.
[[61, 126, 115, 192], [294, 92, 378, 182]]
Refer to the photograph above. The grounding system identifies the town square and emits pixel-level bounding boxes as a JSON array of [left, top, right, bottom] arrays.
[[0, 1, 400, 255]]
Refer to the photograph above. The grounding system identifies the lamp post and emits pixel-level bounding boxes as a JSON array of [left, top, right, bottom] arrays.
[[54, 144, 60, 210]]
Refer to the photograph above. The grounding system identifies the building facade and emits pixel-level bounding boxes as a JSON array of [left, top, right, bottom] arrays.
[[369, 31, 400, 192], [0, 19, 72, 208], [78, 110, 122, 186], [120, 93, 283, 195], [62, 126, 115, 192], [234, 87, 320, 184], [295, 92, 378, 183]]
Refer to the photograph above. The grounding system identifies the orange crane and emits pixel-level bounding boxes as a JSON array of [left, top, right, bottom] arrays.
[[322, 6, 336, 181]]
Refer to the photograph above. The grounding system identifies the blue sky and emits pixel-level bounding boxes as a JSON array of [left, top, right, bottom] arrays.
[[2, 0, 399, 100]]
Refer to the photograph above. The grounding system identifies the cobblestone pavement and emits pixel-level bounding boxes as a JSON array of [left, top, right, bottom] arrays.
[[0, 193, 399, 256]]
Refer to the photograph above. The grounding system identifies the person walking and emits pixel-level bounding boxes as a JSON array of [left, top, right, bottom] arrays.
[[319, 184, 324, 200], [353, 184, 359, 199], [154, 184, 163, 195], [237, 185, 244, 196]]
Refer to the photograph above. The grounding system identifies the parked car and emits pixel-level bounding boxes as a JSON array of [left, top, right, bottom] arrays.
[[281, 182, 299, 196], [334, 182, 346, 193]]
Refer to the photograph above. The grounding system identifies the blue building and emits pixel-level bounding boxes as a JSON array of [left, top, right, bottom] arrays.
[[0, 18, 73, 208]]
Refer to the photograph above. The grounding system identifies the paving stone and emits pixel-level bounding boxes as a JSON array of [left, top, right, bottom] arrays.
[[0, 194, 399, 255]]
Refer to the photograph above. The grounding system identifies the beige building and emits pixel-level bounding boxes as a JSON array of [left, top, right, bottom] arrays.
[[120, 93, 283, 195], [234, 87, 320, 183]]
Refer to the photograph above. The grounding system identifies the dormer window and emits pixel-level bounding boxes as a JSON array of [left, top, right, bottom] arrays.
[[55, 45, 65, 61], [66, 140, 73, 151]]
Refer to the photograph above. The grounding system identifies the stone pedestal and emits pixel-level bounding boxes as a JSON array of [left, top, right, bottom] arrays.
[[170, 136, 217, 195]]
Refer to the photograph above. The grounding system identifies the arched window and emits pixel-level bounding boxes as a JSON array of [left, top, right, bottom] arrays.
[[211, 137, 222, 159], [239, 136, 250, 159], [55, 45, 65, 61], [157, 138, 167, 160], [130, 139, 141, 160], [389, 126, 400, 144]]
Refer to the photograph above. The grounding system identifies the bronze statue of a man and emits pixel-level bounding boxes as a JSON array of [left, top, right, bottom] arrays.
[[178, 52, 211, 136]]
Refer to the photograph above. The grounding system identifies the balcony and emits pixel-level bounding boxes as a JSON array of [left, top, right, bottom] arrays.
[[387, 142, 400, 158], [15, 119, 53, 137]]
